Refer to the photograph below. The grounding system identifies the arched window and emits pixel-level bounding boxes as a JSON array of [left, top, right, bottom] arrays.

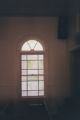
[[21, 40, 44, 97]]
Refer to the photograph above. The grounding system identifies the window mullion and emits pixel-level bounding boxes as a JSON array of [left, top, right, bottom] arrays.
[[26, 55, 28, 96], [38, 55, 39, 96]]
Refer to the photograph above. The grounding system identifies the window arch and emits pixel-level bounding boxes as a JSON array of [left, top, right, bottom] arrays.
[[21, 40, 43, 51], [20, 40, 45, 97]]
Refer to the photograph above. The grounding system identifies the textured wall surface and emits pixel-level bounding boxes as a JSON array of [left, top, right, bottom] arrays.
[[0, 17, 70, 114]]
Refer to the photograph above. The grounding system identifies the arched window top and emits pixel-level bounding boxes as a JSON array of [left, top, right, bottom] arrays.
[[21, 40, 43, 51]]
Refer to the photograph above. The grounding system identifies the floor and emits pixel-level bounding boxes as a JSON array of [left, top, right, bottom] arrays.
[[51, 98, 80, 120], [0, 98, 80, 120], [0, 101, 50, 120]]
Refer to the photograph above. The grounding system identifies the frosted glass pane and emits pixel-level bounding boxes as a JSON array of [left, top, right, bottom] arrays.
[[28, 91, 38, 96], [28, 70, 38, 75], [28, 81, 38, 90], [34, 42, 43, 51], [21, 82, 27, 90], [39, 76, 44, 80], [21, 61, 27, 69], [28, 61, 38, 69], [21, 42, 31, 51], [22, 91, 27, 96], [22, 70, 27, 75], [21, 76, 27, 81], [39, 70, 44, 74], [28, 40, 37, 49], [39, 91, 44, 96], [39, 55, 44, 60], [39, 61, 44, 69], [39, 81, 44, 90], [21, 55, 26, 60], [27, 55, 38, 60], [28, 76, 38, 80]]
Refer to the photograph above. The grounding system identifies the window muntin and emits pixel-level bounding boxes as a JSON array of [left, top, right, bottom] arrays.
[[21, 54, 44, 97], [21, 40, 43, 51], [21, 40, 44, 97]]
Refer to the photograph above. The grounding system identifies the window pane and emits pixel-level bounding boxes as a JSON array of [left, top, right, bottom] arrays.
[[21, 53, 44, 97], [21, 82, 27, 90], [34, 42, 43, 51], [39, 81, 44, 90], [39, 91, 44, 96], [39, 61, 44, 69], [21, 55, 26, 60], [39, 55, 44, 60], [21, 42, 31, 51], [28, 70, 38, 75], [28, 76, 38, 81], [28, 91, 38, 96], [22, 91, 27, 96], [27, 55, 38, 60], [28, 40, 37, 49], [39, 76, 44, 80], [21, 76, 27, 81], [28, 61, 38, 69], [28, 81, 38, 90], [22, 70, 27, 75], [39, 70, 44, 74], [21, 61, 27, 69]]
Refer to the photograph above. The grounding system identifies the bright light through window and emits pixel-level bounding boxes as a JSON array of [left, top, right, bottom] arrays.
[[21, 40, 44, 97], [21, 40, 43, 51]]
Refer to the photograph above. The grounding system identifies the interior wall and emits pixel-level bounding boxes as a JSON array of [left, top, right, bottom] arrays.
[[73, 51, 80, 96], [0, 17, 70, 113], [67, 14, 80, 99], [68, 14, 80, 51]]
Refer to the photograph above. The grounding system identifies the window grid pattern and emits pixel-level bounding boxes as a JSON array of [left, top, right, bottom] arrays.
[[21, 54, 44, 97], [21, 40, 43, 51]]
